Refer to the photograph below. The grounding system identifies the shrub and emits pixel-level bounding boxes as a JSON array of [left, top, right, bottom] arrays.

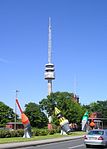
[[10, 130, 17, 137], [0, 130, 6, 138], [32, 128, 40, 136], [0, 129, 24, 138], [32, 128, 48, 136], [16, 129, 24, 137], [39, 129, 48, 136], [4, 130, 11, 138], [48, 129, 56, 135], [0, 127, 59, 138]]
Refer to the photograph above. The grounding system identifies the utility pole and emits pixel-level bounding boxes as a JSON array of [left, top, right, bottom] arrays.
[[14, 90, 19, 130]]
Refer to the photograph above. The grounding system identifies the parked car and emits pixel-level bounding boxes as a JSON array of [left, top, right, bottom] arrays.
[[84, 129, 107, 148]]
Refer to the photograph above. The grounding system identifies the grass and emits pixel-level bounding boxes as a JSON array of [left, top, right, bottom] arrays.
[[0, 131, 86, 144]]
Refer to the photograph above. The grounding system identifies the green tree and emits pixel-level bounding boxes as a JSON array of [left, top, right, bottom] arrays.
[[83, 100, 107, 118], [24, 102, 48, 128], [0, 101, 14, 127], [39, 92, 84, 126]]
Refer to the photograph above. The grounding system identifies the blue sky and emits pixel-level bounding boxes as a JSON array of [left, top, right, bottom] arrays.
[[0, 0, 107, 111]]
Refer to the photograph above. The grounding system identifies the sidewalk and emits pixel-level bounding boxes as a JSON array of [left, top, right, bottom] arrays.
[[0, 135, 83, 149]]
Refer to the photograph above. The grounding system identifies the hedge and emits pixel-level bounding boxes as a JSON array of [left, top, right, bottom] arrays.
[[0, 127, 60, 138]]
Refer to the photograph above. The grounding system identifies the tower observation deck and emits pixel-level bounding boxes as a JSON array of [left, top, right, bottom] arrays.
[[44, 17, 55, 95]]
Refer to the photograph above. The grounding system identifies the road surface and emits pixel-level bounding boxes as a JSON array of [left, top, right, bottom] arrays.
[[16, 138, 86, 149]]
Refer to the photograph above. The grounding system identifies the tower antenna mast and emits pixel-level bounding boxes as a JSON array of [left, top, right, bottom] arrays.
[[48, 17, 52, 64], [44, 17, 55, 95]]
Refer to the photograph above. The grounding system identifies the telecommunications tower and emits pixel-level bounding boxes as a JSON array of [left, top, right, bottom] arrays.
[[44, 17, 55, 95]]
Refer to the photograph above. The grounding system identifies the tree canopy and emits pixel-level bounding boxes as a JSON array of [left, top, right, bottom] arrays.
[[24, 102, 48, 128], [1, 93, 107, 129], [39, 92, 84, 126], [0, 101, 14, 127], [83, 100, 107, 118]]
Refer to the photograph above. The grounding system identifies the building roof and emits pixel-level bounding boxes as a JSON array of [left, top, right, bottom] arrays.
[[6, 122, 22, 125]]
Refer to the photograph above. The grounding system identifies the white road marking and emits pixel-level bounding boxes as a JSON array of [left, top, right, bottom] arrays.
[[68, 144, 84, 149]]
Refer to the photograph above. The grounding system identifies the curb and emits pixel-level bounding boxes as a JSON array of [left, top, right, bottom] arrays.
[[0, 136, 83, 149]]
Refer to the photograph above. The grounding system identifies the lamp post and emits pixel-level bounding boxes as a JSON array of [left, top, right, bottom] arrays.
[[14, 90, 19, 130]]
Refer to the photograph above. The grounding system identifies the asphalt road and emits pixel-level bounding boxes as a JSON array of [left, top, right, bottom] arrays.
[[16, 138, 86, 149]]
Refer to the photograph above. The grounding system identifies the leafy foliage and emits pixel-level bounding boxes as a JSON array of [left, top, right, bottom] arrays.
[[83, 100, 107, 118], [39, 92, 84, 126], [1, 93, 107, 130], [0, 102, 14, 127], [24, 102, 48, 128]]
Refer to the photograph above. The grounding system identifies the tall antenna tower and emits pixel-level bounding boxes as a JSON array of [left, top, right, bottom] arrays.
[[44, 17, 55, 95]]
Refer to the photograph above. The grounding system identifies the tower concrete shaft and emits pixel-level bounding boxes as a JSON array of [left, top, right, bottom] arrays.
[[48, 80, 52, 95]]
